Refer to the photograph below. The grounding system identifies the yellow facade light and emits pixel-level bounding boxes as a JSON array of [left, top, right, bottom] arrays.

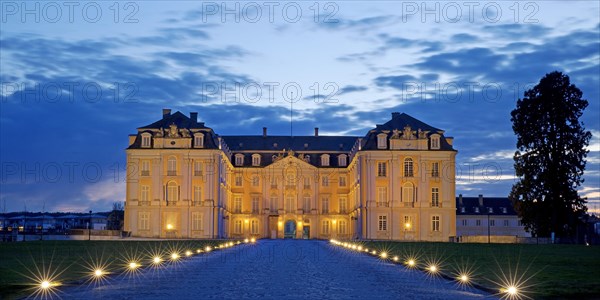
[[244, 219, 249, 224], [166, 224, 174, 230]]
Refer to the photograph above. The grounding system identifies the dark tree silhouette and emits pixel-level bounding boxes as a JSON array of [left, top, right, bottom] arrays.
[[509, 71, 592, 238]]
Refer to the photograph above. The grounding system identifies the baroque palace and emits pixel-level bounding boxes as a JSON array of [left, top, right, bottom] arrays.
[[124, 109, 457, 241]]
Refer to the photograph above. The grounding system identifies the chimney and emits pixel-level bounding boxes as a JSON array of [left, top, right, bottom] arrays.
[[392, 112, 400, 118], [314, 127, 319, 137], [459, 194, 463, 205], [162, 108, 171, 119], [263, 127, 267, 137], [190, 112, 198, 123], [478, 194, 484, 206]]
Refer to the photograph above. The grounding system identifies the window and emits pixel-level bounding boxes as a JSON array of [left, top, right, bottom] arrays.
[[194, 133, 204, 148], [270, 177, 277, 188], [377, 162, 387, 177], [430, 134, 440, 149], [252, 154, 261, 166], [193, 186, 201, 203], [303, 196, 311, 211], [252, 176, 260, 187], [235, 154, 244, 166], [141, 133, 151, 148], [378, 215, 387, 231], [404, 215, 414, 231], [194, 161, 202, 176], [504, 220, 509, 227], [141, 160, 150, 176], [235, 174, 242, 186], [431, 188, 439, 207], [321, 154, 330, 166], [139, 212, 149, 230], [141, 185, 150, 202], [339, 176, 346, 187], [285, 196, 295, 213], [338, 220, 347, 234], [322, 220, 330, 234], [233, 196, 242, 213], [322, 197, 329, 213], [431, 215, 440, 232], [377, 187, 387, 205], [303, 177, 311, 189], [251, 220, 259, 234], [432, 162, 439, 177], [402, 183, 413, 203], [338, 154, 347, 167], [460, 207, 465, 213], [474, 207, 480, 213], [404, 158, 414, 177], [322, 176, 329, 187], [192, 213, 203, 230], [234, 220, 242, 234], [488, 207, 493, 213], [462, 219, 468, 226], [167, 156, 177, 176], [339, 197, 347, 213], [476, 219, 481, 226], [251, 196, 259, 213], [502, 207, 508, 214], [270, 196, 278, 211], [490, 220, 495, 226], [377, 133, 387, 149], [167, 182, 179, 202]]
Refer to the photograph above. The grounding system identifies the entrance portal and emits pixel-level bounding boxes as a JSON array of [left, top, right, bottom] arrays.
[[284, 220, 296, 239], [302, 226, 310, 239]]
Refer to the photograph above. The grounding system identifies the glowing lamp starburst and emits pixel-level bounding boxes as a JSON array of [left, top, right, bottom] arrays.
[[507, 286, 518, 296], [40, 281, 51, 289], [380, 252, 388, 259], [128, 262, 139, 269], [205, 246, 212, 252], [171, 253, 180, 260], [94, 269, 104, 277], [428, 265, 438, 273], [250, 237, 256, 243], [460, 274, 469, 282], [185, 250, 192, 257], [153, 256, 162, 264], [393, 256, 399, 262], [407, 259, 416, 267]]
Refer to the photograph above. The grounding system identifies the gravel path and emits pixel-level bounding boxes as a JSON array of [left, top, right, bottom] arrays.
[[64, 240, 494, 299]]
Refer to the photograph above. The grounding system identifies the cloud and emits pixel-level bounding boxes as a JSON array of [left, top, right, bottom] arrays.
[[338, 85, 368, 95]]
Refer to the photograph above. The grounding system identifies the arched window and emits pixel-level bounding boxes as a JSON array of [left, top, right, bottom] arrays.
[[402, 182, 414, 204], [404, 158, 414, 177], [166, 181, 179, 204], [141, 132, 152, 148], [430, 134, 440, 149], [235, 154, 244, 166], [321, 154, 330, 166], [167, 156, 177, 176], [377, 133, 387, 149], [338, 154, 347, 167], [194, 133, 204, 148], [250, 219, 259, 234], [252, 154, 261, 166]]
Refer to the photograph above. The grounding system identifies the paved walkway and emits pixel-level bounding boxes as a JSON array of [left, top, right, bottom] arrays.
[[65, 240, 493, 299]]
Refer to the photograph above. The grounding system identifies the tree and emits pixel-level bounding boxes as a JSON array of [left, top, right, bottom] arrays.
[[509, 71, 591, 238]]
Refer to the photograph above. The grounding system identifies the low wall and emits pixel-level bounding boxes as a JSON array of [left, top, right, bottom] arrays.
[[457, 235, 552, 244]]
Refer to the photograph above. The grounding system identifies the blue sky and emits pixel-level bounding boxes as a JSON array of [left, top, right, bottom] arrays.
[[1, 1, 599, 213]]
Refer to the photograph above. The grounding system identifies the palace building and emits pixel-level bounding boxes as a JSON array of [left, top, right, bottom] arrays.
[[124, 109, 457, 241]]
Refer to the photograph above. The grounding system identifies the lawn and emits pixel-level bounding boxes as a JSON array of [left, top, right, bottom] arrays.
[[343, 241, 600, 299], [0, 239, 233, 299]]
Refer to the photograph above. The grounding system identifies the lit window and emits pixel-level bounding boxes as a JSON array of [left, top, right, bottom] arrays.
[[193, 186, 202, 202], [270, 196, 278, 211], [430, 134, 440, 149], [303, 177, 311, 188], [404, 158, 414, 177], [235, 154, 244, 166], [252, 176, 260, 187], [270, 177, 277, 188], [167, 156, 177, 176], [252, 154, 261, 166], [377, 162, 387, 177], [377, 133, 387, 149], [322, 220, 330, 234], [338, 154, 347, 167], [432, 162, 439, 177], [431, 188, 439, 207], [194, 133, 204, 148], [141, 185, 150, 202], [339, 176, 346, 187], [141, 133, 151, 148], [321, 154, 330, 166], [431, 215, 440, 232], [378, 215, 387, 231], [404, 216, 414, 230], [234, 220, 242, 234], [285, 196, 295, 213], [194, 161, 202, 176], [377, 187, 387, 205], [303, 196, 311, 211], [166, 182, 178, 202], [322, 176, 329, 187], [402, 183, 413, 203], [141, 160, 150, 176], [235, 174, 242, 186], [192, 213, 203, 231]]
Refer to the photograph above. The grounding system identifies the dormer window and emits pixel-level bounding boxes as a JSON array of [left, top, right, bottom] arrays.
[[321, 154, 330, 166], [430, 134, 440, 149], [460, 207, 465, 213], [194, 133, 204, 148], [252, 154, 261, 166], [474, 207, 480, 213], [235, 154, 244, 166], [488, 207, 493, 213], [377, 133, 387, 149], [338, 154, 347, 167], [502, 207, 507, 213], [141, 133, 151, 148]]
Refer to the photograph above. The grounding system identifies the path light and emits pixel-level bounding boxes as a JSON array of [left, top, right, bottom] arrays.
[[406, 259, 416, 268], [185, 250, 192, 257], [427, 264, 438, 274], [506, 286, 518, 296], [152, 256, 162, 265], [171, 253, 180, 260], [40, 280, 51, 289], [357, 246, 363, 251], [93, 269, 104, 278], [372, 250, 377, 255], [250, 237, 256, 243], [128, 262, 140, 270], [459, 274, 469, 283], [196, 249, 202, 254], [380, 252, 388, 259], [393, 256, 399, 262], [205, 246, 212, 252], [245, 238, 250, 243]]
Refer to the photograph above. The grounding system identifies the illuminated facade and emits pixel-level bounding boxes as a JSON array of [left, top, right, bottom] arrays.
[[124, 109, 457, 241]]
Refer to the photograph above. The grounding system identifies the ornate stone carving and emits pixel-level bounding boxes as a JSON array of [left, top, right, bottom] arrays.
[[180, 128, 190, 138], [402, 125, 415, 140], [391, 129, 401, 139], [168, 123, 180, 138], [156, 128, 164, 137]]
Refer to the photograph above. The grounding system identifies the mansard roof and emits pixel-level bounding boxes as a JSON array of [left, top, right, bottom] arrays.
[[139, 111, 209, 130], [456, 196, 518, 216], [222, 136, 359, 152]]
